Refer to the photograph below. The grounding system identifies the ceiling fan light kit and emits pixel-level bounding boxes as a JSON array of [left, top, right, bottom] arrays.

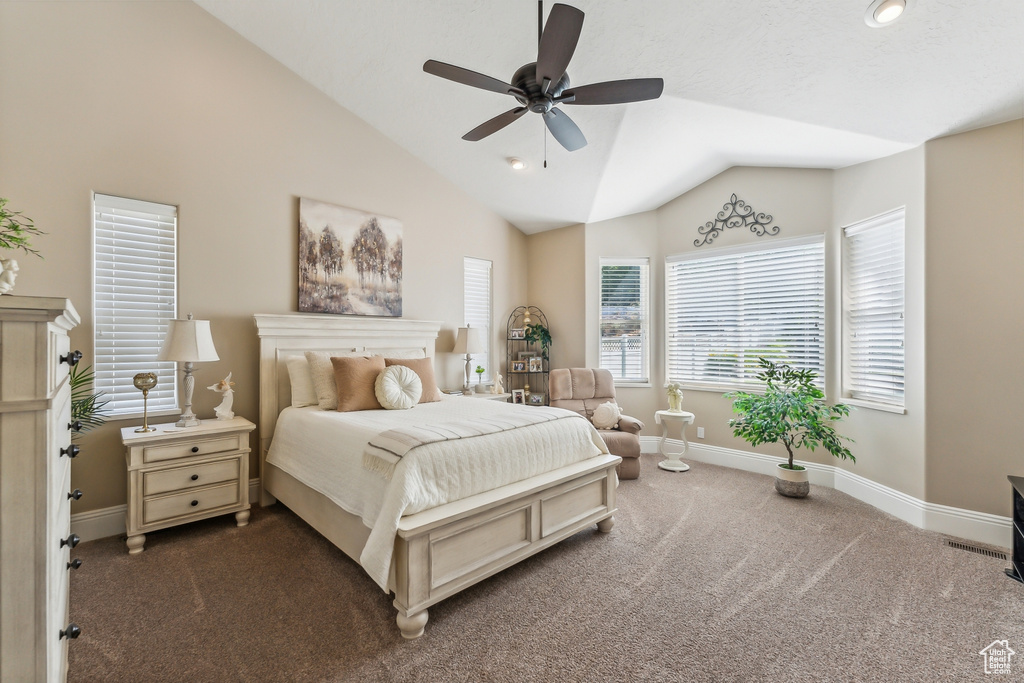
[[865, 0, 909, 27], [423, 2, 664, 153], [508, 158, 527, 170]]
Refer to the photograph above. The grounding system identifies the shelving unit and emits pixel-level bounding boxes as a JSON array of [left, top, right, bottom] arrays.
[[506, 305, 550, 406]]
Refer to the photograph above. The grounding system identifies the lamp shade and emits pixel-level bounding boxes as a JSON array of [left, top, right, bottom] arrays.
[[157, 318, 220, 363], [452, 327, 483, 355]]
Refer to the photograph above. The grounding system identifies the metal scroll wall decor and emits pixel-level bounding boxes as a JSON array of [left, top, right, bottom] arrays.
[[694, 194, 781, 247]]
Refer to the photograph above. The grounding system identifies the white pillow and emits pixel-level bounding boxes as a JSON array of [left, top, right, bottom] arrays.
[[286, 356, 318, 408], [592, 401, 621, 430], [375, 365, 422, 410], [304, 350, 365, 410]]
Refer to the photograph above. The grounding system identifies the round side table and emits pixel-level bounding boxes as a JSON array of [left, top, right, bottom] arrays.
[[655, 410, 695, 472]]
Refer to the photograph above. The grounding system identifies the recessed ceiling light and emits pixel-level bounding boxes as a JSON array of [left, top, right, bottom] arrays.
[[508, 157, 527, 171], [865, 0, 908, 27]]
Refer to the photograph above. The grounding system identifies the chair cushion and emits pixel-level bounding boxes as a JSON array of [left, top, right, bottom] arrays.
[[592, 401, 621, 429], [599, 429, 641, 460]]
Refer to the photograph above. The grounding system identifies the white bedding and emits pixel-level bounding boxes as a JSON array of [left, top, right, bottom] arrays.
[[266, 396, 608, 591]]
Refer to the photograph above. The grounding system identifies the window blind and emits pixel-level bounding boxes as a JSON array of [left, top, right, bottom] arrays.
[[599, 258, 649, 383], [93, 194, 178, 416], [843, 208, 905, 406], [464, 257, 492, 383], [666, 237, 825, 388]]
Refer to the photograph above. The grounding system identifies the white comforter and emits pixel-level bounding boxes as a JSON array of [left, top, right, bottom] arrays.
[[266, 397, 607, 591]]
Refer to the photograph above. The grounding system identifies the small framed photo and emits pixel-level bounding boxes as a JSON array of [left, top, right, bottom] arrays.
[[528, 357, 543, 373], [512, 361, 526, 372], [528, 393, 545, 406], [509, 328, 526, 339], [517, 350, 538, 361], [511, 389, 525, 404]]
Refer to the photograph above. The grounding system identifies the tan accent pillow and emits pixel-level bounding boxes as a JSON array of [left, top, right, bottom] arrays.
[[331, 355, 386, 412], [384, 357, 442, 403], [305, 350, 363, 410]]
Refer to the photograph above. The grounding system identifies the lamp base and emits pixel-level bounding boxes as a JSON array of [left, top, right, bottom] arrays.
[[134, 426, 157, 433], [175, 411, 200, 428]]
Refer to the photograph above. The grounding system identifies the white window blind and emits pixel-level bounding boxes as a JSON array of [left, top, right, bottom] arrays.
[[93, 194, 178, 416], [600, 258, 649, 383], [843, 208, 905, 406], [666, 237, 825, 389], [464, 257, 492, 382]]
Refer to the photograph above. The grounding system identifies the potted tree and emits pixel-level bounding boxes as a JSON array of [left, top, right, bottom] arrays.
[[727, 358, 854, 498]]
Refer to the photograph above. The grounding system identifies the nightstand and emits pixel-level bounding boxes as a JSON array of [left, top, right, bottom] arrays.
[[121, 417, 255, 554], [461, 392, 511, 402]]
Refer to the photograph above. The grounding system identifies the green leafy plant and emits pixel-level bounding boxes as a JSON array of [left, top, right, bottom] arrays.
[[524, 323, 552, 360], [70, 364, 110, 438], [0, 198, 45, 257], [727, 357, 853, 470], [475, 365, 485, 377]]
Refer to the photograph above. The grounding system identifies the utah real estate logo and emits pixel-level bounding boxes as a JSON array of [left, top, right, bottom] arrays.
[[979, 640, 1015, 675]]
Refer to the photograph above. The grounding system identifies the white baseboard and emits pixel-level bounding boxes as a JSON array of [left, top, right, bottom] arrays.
[[641, 437, 1013, 549], [71, 478, 262, 542]]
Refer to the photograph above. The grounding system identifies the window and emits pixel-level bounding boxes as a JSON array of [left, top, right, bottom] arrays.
[[842, 208, 905, 408], [666, 236, 825, 389], [93, 194, 178, 416], [599, 258, 650, 383], [464, 257, 492, 382]]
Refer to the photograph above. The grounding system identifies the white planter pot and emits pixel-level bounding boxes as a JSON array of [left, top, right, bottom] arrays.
[[0, 258, 18, 295], [774, 463, 810, 498]]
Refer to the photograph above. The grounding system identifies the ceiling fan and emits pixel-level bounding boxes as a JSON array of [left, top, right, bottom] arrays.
[[423, 2, 664, 153]]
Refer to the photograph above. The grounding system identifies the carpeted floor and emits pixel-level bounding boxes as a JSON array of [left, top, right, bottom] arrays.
[[68, 455, 1023, 682]]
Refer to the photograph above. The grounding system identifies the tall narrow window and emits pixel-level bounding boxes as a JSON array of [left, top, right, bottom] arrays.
[[599, 258, 650, 383], [93, 194, 178, 416], [843, 208, 905, 408], [666, 236, 825, 389], [464, 257, 492, 382]]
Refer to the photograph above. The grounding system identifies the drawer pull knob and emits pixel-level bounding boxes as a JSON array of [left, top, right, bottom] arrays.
[[67, 558, 83, 570], [68, 489, 83, 501], [61, 533, 80, 549], [68, 420, 83, 432], [60, 444, 81, 458], [190, 500, 199, 507], [59, 624, 81, 640], [60, 350, 83, 367], [191, 446, 199, 453], [190, 474, 199, 481]]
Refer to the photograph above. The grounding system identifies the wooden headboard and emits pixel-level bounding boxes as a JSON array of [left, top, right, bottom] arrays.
[[253, 314, 442, 501]]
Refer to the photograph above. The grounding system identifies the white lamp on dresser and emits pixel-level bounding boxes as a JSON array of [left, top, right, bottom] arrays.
[[158, 313, 219, 427], [452, 326, 483, 393]]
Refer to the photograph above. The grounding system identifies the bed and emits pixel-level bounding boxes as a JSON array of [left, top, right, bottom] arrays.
[[253, 314, 621, 639]]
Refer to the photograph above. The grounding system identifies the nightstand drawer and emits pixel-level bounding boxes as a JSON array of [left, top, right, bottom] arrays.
[[143, 435, 240, 464], [143, 482, 240, 525], [143, 457, 241, 497]]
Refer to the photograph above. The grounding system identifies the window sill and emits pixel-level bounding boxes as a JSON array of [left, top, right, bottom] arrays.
[[842, 398, 906, 415]]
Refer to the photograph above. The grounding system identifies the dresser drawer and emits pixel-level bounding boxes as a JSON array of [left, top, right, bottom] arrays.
[[144, 457, 240, 497], [143, 435, 241, 464], [49, 327, 71, 395], [143, 482, 240, 526]]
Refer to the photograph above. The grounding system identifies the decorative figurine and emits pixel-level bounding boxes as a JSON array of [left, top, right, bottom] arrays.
[[493, 372, 504, 394], [207, 372, 235, 420]]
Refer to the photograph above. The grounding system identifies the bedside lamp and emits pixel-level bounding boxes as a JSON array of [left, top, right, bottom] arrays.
[[158, 313, 219, 427], [452, 326, 483, 393]]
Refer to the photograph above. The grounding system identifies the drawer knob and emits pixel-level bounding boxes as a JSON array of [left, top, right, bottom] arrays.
[[61, 533, 80, 549], [60, 350, 83, 367], [190, 474, 199, 481], [68, 420, 83, 432], [68, 489, 84, 501], [60, 444, 81, 458], [191, 446, 199, 453], [67, 558, 83, 570], [59, 624, 81, 640], [190, 500, 199, 507]]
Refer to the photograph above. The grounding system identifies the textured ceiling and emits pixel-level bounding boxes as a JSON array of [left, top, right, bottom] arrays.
[[195, 0, 1024, 233]]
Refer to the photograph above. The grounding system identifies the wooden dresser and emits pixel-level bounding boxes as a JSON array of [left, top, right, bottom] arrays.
[[0, 296, 83, 682]]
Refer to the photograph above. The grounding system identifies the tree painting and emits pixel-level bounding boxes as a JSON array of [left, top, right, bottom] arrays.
[[298, 198, 402, 316]]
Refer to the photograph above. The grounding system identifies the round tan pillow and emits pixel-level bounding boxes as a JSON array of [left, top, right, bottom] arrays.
[[592, 401, 621, 429], [375, 365, 422, 410]]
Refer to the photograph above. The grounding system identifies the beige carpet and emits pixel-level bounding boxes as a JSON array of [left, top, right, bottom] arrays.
[[68, 456, 1023, 682]]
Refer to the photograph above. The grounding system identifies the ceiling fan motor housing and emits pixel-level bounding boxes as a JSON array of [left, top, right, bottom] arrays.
[[513, 63, 571, 114]]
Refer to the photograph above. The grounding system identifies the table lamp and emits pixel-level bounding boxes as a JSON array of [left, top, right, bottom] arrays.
[[452, 326, 483, 393], [158, 313, 219, 427]]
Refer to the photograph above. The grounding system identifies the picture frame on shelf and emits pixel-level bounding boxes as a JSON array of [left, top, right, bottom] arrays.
[[528, 393, 545, 406], [517, 350, 538, 361], [512, 361, 526, 373], [511, 389, 525, 404], [528, 357, 543, 373], [509, 328, 526, 339]]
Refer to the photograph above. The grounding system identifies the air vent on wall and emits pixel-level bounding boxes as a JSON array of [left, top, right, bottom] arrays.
[[943, 538, 1009, 561]]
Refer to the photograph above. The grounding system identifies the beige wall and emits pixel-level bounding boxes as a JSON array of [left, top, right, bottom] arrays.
[[526, 224, 586, 370], [925, 120, 1024, 516], [0, 2, 527, 513]]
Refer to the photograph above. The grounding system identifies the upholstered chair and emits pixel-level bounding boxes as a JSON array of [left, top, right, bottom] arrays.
[[548, 368, 644, 480]]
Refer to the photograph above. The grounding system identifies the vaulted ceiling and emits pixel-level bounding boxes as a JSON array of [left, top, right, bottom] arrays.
[[196, 0, 1024, 233]]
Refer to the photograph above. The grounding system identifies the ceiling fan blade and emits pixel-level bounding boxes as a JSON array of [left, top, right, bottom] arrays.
[[462, 107, 529, 142], [536, 4, 584, 94], [423, 60, 521, 97], [543, 108, 587, 152], [562, 78, 665, 105]]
